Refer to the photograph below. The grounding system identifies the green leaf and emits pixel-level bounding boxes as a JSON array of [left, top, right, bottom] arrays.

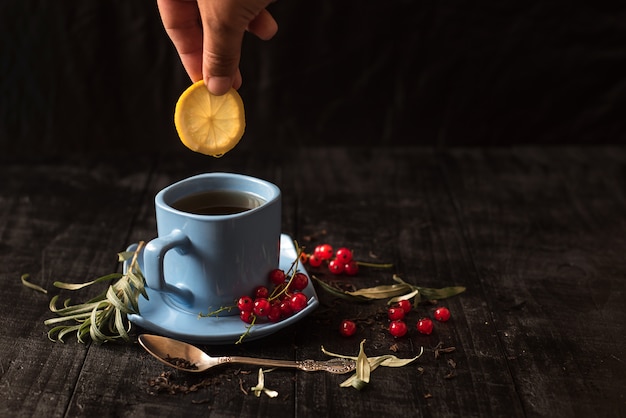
[[20, 274, 48, 294], [89, 306, 109, 343], [106, 286, 132, 314], [53, 273, 123, 290], [117, 251, 135, 262]]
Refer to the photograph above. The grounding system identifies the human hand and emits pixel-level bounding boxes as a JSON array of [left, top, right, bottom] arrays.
[[157, 0, 278, 95]]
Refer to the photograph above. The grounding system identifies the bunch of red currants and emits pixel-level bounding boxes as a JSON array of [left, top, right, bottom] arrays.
[[301, 244, 359, 276], [340, 300, 451, 338], [236, 268, 310, 324]]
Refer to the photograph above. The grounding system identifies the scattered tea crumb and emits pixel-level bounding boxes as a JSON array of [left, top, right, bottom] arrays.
[[424, 392, 433, 399], [389, 343, 399, 352], [238, 378, 249, 395], [434, 342, 456, 359], [147, 371, 218, 395], [191, 398, 211, 404], [165, 354, 198, 370], [443, 370, 457, 379]]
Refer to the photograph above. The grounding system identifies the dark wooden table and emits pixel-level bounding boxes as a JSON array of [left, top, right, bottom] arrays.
[[1, 146, 624, 417]]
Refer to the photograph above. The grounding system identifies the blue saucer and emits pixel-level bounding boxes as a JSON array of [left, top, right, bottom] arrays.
[[126, 234, 318, 345]]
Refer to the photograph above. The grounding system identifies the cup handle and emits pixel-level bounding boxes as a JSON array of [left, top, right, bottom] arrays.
[[143, 229, 194, 307]]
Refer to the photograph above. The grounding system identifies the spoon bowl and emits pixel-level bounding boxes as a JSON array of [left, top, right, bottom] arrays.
[[138, 334, 356, 374]]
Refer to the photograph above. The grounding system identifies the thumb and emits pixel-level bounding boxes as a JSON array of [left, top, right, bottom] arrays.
[[201, 23, 243, 96]]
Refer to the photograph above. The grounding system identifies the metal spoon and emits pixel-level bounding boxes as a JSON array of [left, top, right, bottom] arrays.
[[138, 334, 356, 375]]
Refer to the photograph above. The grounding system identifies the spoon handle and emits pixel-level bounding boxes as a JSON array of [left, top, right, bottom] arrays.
[[224, 356, 356, 375]]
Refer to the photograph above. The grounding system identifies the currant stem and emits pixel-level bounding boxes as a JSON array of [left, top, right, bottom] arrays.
[[355, 261, 394, 268], [269, 241, 303, 302], [236, 315, 257, 344], [198, 305, 235, 318]]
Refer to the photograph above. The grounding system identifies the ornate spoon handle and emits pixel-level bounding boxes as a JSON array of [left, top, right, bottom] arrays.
[[296, 359, 356, 374], [221, 356, 356, 375]]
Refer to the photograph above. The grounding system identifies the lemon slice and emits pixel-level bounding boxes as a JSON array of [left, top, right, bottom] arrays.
[[174, 80, 245, 157]]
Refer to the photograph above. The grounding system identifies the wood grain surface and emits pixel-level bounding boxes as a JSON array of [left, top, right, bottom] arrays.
[[1, 147, 624, 417]]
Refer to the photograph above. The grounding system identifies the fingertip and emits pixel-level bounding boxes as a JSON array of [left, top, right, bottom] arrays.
[[206, 76, 233, 96], [247, 9, 278, 40]]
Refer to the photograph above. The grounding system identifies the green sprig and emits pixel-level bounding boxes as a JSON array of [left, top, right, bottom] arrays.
[[44, 242, 146, 344]]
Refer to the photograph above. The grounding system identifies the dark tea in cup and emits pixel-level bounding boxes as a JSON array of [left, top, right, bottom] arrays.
[[171, 190, 265, 215]]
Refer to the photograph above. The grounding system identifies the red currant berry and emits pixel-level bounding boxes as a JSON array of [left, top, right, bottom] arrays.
[[389, 320, 408, 337], [434, 307, 451, 322], [339, 320, 357, 337], [254, 286, 270, 299], [335, 247, 353, 263], [299, 252, 309, 264], [314, 244, 334, 261], [344, 260, 359, 276], [279, 300, 293, 317], [396, 299, 412, 314], [328, 259, 345, 275], [237, 296, 253, 312], [416, 318, 434, 335], [307, 254, 323, 267], [387, 307, 405, 321], [268, 269, 286, 286], [289, 272, 309, 291], [253, 298, 271, 317], [267, 306, 283, 323], [239, 310, 255, 324], [289, 292, 308, 313]]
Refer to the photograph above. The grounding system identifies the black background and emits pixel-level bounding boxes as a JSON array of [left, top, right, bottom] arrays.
[[1, 1, 625, 159]]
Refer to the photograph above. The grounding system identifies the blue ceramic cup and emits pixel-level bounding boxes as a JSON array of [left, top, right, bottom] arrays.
[[143, 173, 281, 315]]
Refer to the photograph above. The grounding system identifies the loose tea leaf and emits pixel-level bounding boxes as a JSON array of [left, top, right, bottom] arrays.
[[44, 242, 147, 344], [165, 354, 198, 370]]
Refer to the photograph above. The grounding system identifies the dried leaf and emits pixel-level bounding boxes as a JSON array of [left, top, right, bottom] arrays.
[[387, 289, 420, 305], [250, 368, 278, 398], [312, 276, 370, 302], [323, 342, 423, 390], [417, 286, 466, 300], [392, 274, 466, 301], [346, 283, 412, 299], [351, 340, 371, 390]]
